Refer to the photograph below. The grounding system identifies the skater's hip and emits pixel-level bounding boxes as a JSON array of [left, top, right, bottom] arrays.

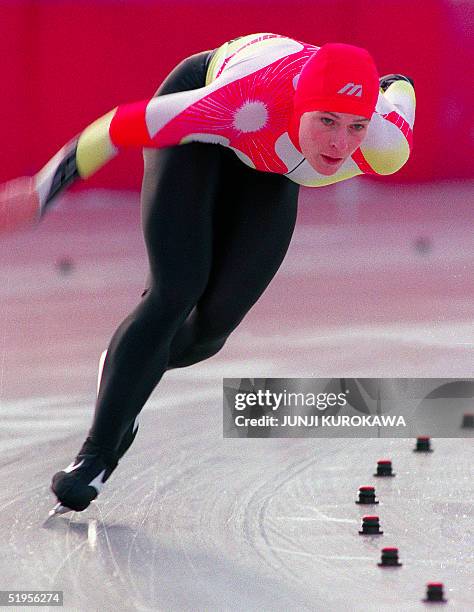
[[153, 48, 217, 98]]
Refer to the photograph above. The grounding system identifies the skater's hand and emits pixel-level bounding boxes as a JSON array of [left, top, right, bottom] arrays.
[[0, 176, 41, 234], [379, 74, 414, 93]]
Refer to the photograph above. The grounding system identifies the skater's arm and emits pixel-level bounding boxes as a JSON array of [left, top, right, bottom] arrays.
[[357, 80, 416, 176], [0, 85, 228, 234], [39, 86, 220, 203], [381, 77, 416, 123]]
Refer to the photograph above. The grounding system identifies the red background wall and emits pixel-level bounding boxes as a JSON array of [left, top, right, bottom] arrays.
[[1, 0, 472, 188]]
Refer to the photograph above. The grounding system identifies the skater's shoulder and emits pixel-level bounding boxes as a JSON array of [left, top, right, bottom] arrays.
[[222, 32, 316, 59], [206, 33, 316, 86]]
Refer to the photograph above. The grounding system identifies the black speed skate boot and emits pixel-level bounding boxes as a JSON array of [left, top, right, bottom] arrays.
[[49, 418, 139, 516], [50, 438, 119, 514]]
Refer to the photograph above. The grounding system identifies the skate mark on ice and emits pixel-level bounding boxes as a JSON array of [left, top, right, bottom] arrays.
[[96, 504, 134, 599], [271, 547, 373, 562], [274, 515, 356, 523], [125, 472, 160, 605], [241, 453, 321, 581]]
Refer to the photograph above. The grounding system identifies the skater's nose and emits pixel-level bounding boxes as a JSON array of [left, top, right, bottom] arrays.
[[329, 128, 349, 155]]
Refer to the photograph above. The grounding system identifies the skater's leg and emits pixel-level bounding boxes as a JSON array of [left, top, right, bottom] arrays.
[[95, 349, 140, 460], [166, 153, 300, 369], [88, 138, 223, 452], [72, 51, 219, 454], [165, 307, 226, 369]]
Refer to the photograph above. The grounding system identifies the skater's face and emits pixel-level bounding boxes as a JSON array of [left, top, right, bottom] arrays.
[[299, 110, 371, 175]]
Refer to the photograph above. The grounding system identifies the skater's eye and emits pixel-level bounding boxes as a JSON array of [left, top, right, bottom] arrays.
[[321, 117, 334, 126], [352, 124, 367, 131]]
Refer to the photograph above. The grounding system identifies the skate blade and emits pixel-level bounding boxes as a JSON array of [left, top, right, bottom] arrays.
[[48, 502, 74, 517]]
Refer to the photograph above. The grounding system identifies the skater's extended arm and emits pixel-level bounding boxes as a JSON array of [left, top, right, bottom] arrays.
[[38, 86, 226, 206], [0, 84, 229, 234]]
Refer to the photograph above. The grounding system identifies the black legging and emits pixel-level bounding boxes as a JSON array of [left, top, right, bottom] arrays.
[[86, 50, 300, 456]]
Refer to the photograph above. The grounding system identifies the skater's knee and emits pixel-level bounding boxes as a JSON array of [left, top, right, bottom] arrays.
[[198, 335, 227, 357], [143, 284, 204, 322], [167, 335, 227, 369], [195, 309, 245, 344]]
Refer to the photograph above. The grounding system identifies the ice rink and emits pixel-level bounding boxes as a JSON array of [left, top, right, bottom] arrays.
[[0, 182, 473, 611]]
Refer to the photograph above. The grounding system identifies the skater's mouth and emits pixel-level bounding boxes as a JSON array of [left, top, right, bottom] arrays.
[[320, 154, 343, 164]]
